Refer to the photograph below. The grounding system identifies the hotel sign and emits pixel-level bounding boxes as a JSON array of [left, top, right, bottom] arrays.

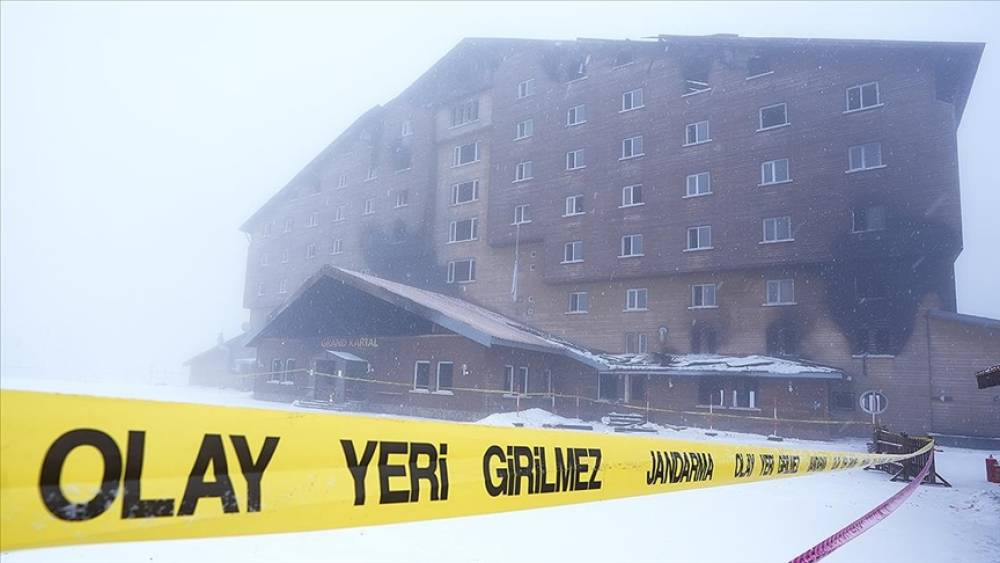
[[321, 337, 379, 349]]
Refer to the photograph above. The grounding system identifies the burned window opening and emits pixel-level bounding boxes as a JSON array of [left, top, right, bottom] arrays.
[[690, 322, 718, 354]]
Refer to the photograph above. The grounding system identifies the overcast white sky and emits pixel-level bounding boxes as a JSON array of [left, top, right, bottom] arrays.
[[2, 1, 998, 382]]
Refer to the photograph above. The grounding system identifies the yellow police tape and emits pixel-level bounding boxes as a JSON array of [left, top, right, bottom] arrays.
[[0, 390, 932, 552]]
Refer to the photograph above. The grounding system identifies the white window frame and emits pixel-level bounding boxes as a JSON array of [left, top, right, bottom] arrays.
[[685, 172, 712, 197], [566, 104, 587, 127], [625, 288, 648, 312], [333, 205, 346, 223], [568, 291, 588, 314], [280, 249, 289, 264], [400, 120, 413, 137], [845, 81, 882, 113], [765, 279, 796, 306], [762, 216, 794, 244], [365, 166, 377, 181], [395, 190, 409, 208], [620, 234, 644, 257], [436, 362, 454, 392], [447, 258, 476, 284], [517, 79, 535, 99], [513, 160, 534, 183], [283, 217, 294, 233], [413, 361, 432, 391], [690, 284, 718, 309], [515, 118, 534, 140], [563, 240, 584, 264], [307, 211, 319, 227], [305, 243, 317, 259], [259, 253, 269, 267], [453, 142, 480, 167], [758, 102, 789, 131], [450, 180, 479, 205], [504, 365, 515, 394], [337, 174, 348, 189], [564, 195, 585, 217], [620, 135, 644, 160], [278, 278, 288, 294], [621, 88, 644, 112], [566, 149, 585, 170], [262, 222, 272, 238], [625, 332, 648, 354], [686, 225, 713, 251], [518, 367, 529, 396], [363, 198, 375, 216], [684, 120, 711, 146], [512, 204, 530, 225], [847, 143, 884, 172], [331, 239, 344, 255], [760, 159, 791, 186], [448, 217, 479, 243], [621, 184, 644, 207]]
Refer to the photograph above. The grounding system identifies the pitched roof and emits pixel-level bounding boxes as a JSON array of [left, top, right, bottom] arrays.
[[928, 309, 1000, 330], [249, 267, 843, 380]]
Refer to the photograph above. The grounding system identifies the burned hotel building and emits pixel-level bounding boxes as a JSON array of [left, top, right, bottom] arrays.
[[227, 34, 997, 439]]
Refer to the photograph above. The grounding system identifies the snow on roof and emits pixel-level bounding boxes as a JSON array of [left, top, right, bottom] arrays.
[[328, 268, 843, 380]]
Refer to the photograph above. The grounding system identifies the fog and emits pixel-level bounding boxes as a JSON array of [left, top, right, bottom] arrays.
[[2, 1, 998, 383]]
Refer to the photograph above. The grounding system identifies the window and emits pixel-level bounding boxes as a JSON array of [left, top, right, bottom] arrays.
[[259, 253, 269, 267], [691, 284, 717, 308], [685, 120, 710, 145], [305, 243, 317, 259], [625, 288, 648, 311], [262, 222, 272, 238], [698, 381, 725, 407], [566, 149, 585, 170], [563, 240, 583, 263], [392, 145, 411, 171], [283, 217, 294, 233], [513, 204, 530, 225], [732, 380, 758, 409], [453, 142, 479, 166], [568, 292, 588, 313], [846, 82, 881, 112], [683, 62, 711, 95], [852, 205, 887, 232], [763, 216, 793, 243], [761, 159, 791, 185], [766, 279, 795, 305], [331, 239, 343, 255], [625, 332, 648, 354], [514, 161, 533, 182], [278, 279, 288, 294], [451, 180, 479, 205], [333, 205, 346, 222], [437, 362, 454, 391], [621, 135, 644, 159], [747, 55, 771, 78], [447, 259, 476, 283], [621, 184, 643, 207], [363, 198, 375, 215], [831, 391, 855, 411], [566, 104, 586, 126], [599, 373, 621, 401], [280, 249, 289, 264], [518, 367, 529, 395], [365, 166, 377, 181], [283, 359, 296, 383], [855, 326, 892, 355], [307, 212, 318, 227], [337, 174, 348, 189], [395, 190, 409, 208], [759, 103, 789, 130], [621, 234, 644, 257], [691, 324, 718, 354], [621, 88, 644, 111], [685, 172, 711, 197], [449, 218, 478, 243], [400, 120, 413, 137], [613, 49, 635, 67], [504, 365, 515, 393], [848, 143, 883, 171], [451, 99, 479, 127], [517, 79, 536, 99], [564, 195, 585, 216], [686, 226, 713, 250], [767, 324, 799, 357], [414, 361, 431, 390], [256, 282, 265, 296], [515, 119, 534, 140]]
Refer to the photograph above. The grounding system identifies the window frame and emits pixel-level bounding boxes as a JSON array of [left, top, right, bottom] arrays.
[[620, 135, 644, 160], [395, 190, 409, 208], [362, 197, 375, 216], [625, 287, 648, 311], [845, 81, 882, 113], [624, 332, 648, 354], [446, 258, 476, 284], [690, 283, 718, 309], [852, 205, 887, 233], [847, 142, 884, 172], [760, 158, 791, 186], [564, 195, 585, 217], [448, 217, 479, 243], [512, 204, 530, 226], [566, 104, 587, 127], [331, 238, 344, 255], [621, 183, 644, 207], [562, 240, 584, 264], [517, 79, 536, 100], [620, 233, 644, 258], [566, 149, 586, 170], [621, 88, 644, 112], [305, 243, 317, 259], [450, 179, 479, 205], [762, 216, 794, 244], [513, 160, 534, 183], [685, 172, 712, 197], [758, 102, 790, 131], [450, 99, 480, 128], [685, 225, 713, 251], [568, 291, 589, 314], [684, 120, 711, 146], [436, 361, 454, 392], [765, 279, 796, 306], [413, 361, 432, 391], [452, 141, 480, 167], [515, 118, 534, 140]]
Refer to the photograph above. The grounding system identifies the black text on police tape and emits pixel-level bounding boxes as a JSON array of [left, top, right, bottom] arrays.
[[483, 445, 602, 497], [341, 440, 449, 506], [39, 429, 279, 521], [646, 450, 714, 486]]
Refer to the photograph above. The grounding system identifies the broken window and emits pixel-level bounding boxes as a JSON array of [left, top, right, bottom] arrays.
[[759, 103, 789, 129], [567, 54, 590, 81], [392, 144, 411, 171], [767, 324, 798, 357], [852, 205, 887, 232], [747, 55, 771, 78], [599, 373, 620, 401], [855, 326, 892, 355], [732, 380, 758, 408], [683, 59, 711, 94], [698, 380, 725, 406], [613, 48, 635, 67], [691, 324, 718, 354], [450, 99, 479, 127], [625, 332, 648, 354]]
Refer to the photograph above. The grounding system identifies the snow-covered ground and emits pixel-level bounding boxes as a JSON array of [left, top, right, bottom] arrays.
[[2, 375, 998, 562]]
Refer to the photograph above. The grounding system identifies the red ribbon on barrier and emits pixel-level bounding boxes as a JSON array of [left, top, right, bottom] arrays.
[[789, 453, 933, 563]]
